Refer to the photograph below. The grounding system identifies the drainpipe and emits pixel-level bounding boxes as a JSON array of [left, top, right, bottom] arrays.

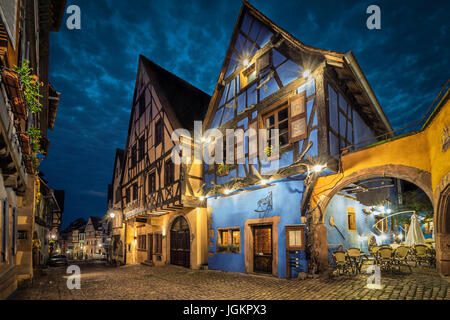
[[123, 219, 127, 265]]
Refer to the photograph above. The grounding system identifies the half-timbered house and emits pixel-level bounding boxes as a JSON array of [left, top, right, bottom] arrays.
[[202, 2, 393, 278], [121, 55, 210, 269], [106, 148, 125, 264]]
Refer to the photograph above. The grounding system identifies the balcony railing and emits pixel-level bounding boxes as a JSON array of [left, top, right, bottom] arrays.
[[0, 69, 28, 192]]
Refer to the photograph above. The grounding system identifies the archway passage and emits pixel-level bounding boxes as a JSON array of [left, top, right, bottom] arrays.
[[310, 165, 439, 274], [170, 216, 190, 268], [436, 181, 450, 275], [324, 177, 434, 258]]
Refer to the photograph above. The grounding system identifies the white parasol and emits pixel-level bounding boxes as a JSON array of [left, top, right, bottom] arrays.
[[405, 213, 426, 246]]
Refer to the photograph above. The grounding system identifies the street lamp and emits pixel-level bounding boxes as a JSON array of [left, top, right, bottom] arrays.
[[109, 212, 115, 218]]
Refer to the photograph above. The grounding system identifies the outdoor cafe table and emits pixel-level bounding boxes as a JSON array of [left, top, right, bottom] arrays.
[[347, 253, 368, 274]]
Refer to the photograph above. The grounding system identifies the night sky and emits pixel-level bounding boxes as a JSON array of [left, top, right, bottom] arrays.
[[44, 0, 449, 228]]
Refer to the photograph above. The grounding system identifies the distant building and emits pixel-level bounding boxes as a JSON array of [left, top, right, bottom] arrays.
[[32, 174, 64, 267], [59, 218, 86, 259], [106, 149, 125, 264], [84, 216, 105, 260]]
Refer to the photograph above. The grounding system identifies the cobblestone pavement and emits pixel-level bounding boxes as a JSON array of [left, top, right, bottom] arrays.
[[11, 261, 450, 300]]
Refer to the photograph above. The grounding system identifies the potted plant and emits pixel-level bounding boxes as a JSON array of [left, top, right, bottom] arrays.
[[265, 145, 284, 161], [216, 244, 229, 252], [230, 244, 240, 253], [13, 61, 43, 113], [216, 163, 230, 176]]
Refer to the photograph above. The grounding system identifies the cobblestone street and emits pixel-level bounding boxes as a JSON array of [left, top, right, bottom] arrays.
[[9, 261, 450, 300]]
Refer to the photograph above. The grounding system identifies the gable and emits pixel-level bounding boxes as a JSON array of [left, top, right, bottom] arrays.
[[204, 4, 326, 131]]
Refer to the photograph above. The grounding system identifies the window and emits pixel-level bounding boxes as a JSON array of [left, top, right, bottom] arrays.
[[155, 118, 163, 146], [131, 144, 137, 168], [328, 85, 354, 156], [115, 188, 121, 204], [138, 93, 146, 117], [132, 183, 138, 201], [217, 228, 240, 253], [138, 136, 145, 162], [154, 234, 162, 255], [148, 172, 156, 194], [263, 104, 289, 148], [137, 234, 146, 250], [165, 160, 174, 185], [125, 187, 130, 204], [424, 220, 433, 234], [347, 207, 357, 232]]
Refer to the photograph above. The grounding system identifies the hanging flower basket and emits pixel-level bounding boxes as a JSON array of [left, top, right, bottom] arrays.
[[19, 133, 31, 155]]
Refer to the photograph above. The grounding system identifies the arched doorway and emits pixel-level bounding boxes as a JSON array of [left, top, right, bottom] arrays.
[[311, 165, 435, 272], [436, 175, 450, 275], [170, 216, 190, 268]]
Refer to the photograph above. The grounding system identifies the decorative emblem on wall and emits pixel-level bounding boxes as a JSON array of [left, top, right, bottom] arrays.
[[442, 123, 450, 152], [254, 191, 273, 218]]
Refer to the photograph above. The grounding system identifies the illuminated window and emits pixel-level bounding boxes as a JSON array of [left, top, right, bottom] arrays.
[[217, 228, 240, 253], [347, 207, 357, 232], [263, 104, 289, 148]]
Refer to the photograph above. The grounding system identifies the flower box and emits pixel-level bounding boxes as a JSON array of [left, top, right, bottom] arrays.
[[1, 68, 21, 98], [24, 158, 34, 174], [12, 97, 27, 120], [19, 133, 31, 155], [216, 164, 230, 176]]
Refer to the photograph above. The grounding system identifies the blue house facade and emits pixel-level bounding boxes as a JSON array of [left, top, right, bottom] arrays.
[[201, 2, 392, 278], [208, 178, 307, 278]]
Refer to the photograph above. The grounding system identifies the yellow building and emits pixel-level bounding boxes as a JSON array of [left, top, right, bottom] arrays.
[[310, 85, 450, 275]]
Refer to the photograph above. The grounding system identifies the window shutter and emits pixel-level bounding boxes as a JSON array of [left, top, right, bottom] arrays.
[[1, 199, 9, 262], [12, 208, 17, 256], [288, 91, 307, 143], [256, 51, 271, 74]]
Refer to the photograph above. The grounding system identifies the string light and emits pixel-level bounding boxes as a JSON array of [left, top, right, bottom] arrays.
[[303, 69, 311, 79], [312, 164, 324, 173]]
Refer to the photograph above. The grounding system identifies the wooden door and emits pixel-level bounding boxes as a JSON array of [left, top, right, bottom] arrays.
[[253, 225, 272, 273], [170, 216, 190, 268]]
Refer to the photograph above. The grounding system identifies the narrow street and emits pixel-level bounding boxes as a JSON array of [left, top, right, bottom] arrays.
[[10, 262, 450, 300]]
